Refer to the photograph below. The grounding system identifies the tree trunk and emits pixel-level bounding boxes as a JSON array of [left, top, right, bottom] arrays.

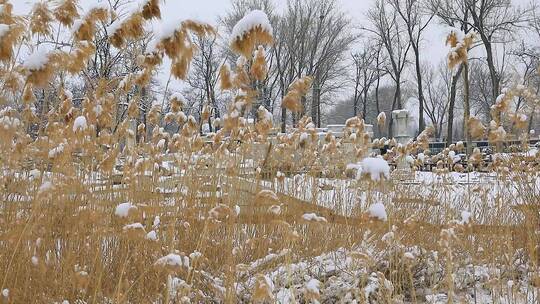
[[447, 65, 463, 146], [311, 82, 318, 124], [353, 86, 359, 117], [281, 82, 286, 133], [375, 74, 382, 136], [317, 98, 321, 128], [463, 61, 472, 155], [388, 81, 401, 139], [362, 85, 368, 121], [413, 44, 425, 133], [483, 39, 500, 103]]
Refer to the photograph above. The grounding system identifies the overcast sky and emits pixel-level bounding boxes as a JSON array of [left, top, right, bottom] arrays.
[[14, 0, 451, 63], [14, 0, 534, 100]]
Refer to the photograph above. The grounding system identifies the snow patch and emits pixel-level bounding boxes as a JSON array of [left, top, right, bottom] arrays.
[[23, 49, 54, 70], [361, 157, 390, 181], [367, 203, 387, 221], [73, 116, 88, 132], [115, 202, 136, 218], [230, 10, 273, 43]]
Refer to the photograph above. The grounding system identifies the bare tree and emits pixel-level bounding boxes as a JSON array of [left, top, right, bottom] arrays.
[[224, 0, 354, 128], [367, 0, 411, 137], [432, 0, 530, 103], [511, 41, 540, 132], [351, 42, 380, 118], [388, 0, 434, 133], [465, 0, 530, 103], [305, 0, 355, 127], [186, 35, 225, 131], [428, 0, 470, 144], [423, 62, 452, 139]]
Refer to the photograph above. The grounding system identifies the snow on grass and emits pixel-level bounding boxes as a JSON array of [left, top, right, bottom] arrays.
[[361, 157, 390, 181], [302, 213, 327, 223], [170, 92, 186, 103], [404, 252, 415, 260], [122, 222, 144, 232], [367, 202, 387, 221], [73, 116, 88, 132], [114, 202, 136, 218], [258, 105, 273, 122], [461, 210, 472, 224], [48, 143, 66, 158], [230, 10, 273, 42], [305, 278, 321, 295], [155, 253, 189, 268], [146, 230, 158, 241], [405, 155, 415, 164], [152, 216, 160, 228], [23, 49, 53, 70]]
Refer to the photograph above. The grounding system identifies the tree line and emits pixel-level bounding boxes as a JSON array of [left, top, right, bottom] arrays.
[[5, 0, 540, 144]]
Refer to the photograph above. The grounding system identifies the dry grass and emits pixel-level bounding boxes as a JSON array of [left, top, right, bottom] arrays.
[[0, 1, 539, 303]]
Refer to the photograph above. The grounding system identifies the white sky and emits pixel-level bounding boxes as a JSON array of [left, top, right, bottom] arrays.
[[14, 0, 535, 96], [14, 0, 450, 64]]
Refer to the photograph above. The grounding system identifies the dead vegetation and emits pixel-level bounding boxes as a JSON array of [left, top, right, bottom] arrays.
[[0, 1, 538, 303]]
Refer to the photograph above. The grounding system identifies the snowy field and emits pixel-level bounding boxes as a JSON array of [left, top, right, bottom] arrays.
[[1, 0, 540, 303]]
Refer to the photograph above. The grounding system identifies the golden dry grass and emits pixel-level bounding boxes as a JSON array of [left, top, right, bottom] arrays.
[[0, 1, 539, 303]]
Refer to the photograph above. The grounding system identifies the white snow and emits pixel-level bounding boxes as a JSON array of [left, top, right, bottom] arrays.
[[106, 17, 125, 36], [155, 253, 189, 268], [377, 112, 386, 122], [23, 49, 53, 70], [123, 222, 144, 231], [86, 1, 110, 12], [404, 252, 415, 260], [405, 155, 415, 164], [155, 17, 183, 40], [153, 17, 211, 47], [189, 251, 202, 260], [170, 92, 186, 102], [305, 278, 321, 295], [48, 143, 65, 159], [367, 202, 387, 221], [29, 169, 41, 180], [461, 210, 472, 224], [258, 105, 273, 121], [115, 202, 136, 218], [444, 26, 466, 41], [302, 213, 327, 223], [73, 116, 88, 132], [230, 10, 273, 43], [157, 138, 166, 149], [361, 157, 390, 181], [392, 109, 409, 116], [146, 230, 158, 240], [153, 216, 160, 228]]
